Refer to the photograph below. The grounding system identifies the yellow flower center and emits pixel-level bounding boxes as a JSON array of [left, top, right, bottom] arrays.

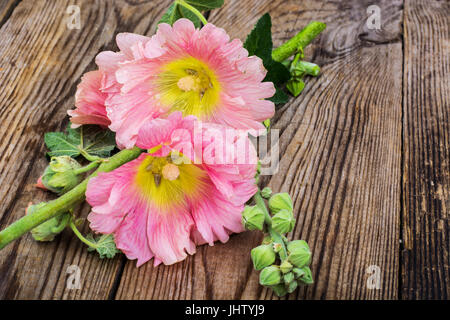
[[135, 154, 208, 210], [156, 57, 221, 118]]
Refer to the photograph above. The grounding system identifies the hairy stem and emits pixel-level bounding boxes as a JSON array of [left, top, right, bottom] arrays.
[[73, 160, 101, 175], [254, 190, 288, 261], [272, 21, 326, 63], [69, 220, 98, 249], [0, 147, 143, 250]]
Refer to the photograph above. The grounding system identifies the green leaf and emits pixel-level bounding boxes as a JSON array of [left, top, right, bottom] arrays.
[[244, 13, 290, 88], [45, 124, 116, 160], [268, 88, 289, 104], [158, 0, 224, 28], [185, 0, 224, 11], [86, 234, 120, 259], [159, 3, 200, 28]]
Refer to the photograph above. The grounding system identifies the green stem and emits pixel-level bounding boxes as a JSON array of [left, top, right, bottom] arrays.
[[79, 149, 101, 162], [176, 0, 208, 25], [0, 147, 143, 250], [272, 21, 326, 63], [69, 220, 98, 249], [73, 160, 101, 175], [254, 190, 288, 261]]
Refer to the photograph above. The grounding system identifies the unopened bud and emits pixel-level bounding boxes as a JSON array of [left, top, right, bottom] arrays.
[[261, 187, 272, 198], [242, 205, 265, 231], [287, 279, 298, 293], [262, 236, 273, 245], [41, 156, 82, 194], [287, 240, 311, 268], [280, 260, 293, 274], [268, 193, 293, 214], [271, 209, 295, 234], [297, 266, 314, 285], [259, 266, 281, 286], [283, 272, 295, 285], [286, 79, 305, 97], [273, 242, 282, 253], [251, 244, 276, 270], [27, 203, 70, 242], [293, 267, 305, 279], [270, 284, 288, 297]]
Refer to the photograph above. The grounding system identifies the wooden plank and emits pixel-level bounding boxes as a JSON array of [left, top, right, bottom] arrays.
[[0, 0, 172, 299], [115, 0, 403, 299], [401, 0, 449, 299], [0, 0, 21, 28]]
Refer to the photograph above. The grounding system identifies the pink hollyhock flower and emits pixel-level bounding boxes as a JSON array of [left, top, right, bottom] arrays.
[[86, 112, 258, 266], [68, 71, 110, 128], [69, 19, 275, 148]]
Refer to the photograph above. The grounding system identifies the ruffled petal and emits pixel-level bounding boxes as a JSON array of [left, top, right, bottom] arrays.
[[69, 71, 110, 127]]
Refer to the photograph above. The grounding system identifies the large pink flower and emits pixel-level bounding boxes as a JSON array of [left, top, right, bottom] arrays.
[[69, 19, 275, 148], [86, 112, 258, 266]]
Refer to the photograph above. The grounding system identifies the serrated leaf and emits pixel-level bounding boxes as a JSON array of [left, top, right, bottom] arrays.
[[244, 13, 290, 104], [45, 124, 116, 159], [86, 233, 120, 259]]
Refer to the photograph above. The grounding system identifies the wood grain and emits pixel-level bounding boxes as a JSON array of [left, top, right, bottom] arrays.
[[0, 0, 172, 299], [115, 0, 404, 299], [401, 0, 449, 299]]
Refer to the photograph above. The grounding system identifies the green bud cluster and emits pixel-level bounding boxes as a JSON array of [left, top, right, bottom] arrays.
[[41, 156, 83, 195], [243, 191, 314, 297], [258, 240, 313, 296]]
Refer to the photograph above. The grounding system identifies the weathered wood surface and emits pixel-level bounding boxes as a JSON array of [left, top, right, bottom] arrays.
[[401, 0, 449, 299], [0, 0, 447, 300]]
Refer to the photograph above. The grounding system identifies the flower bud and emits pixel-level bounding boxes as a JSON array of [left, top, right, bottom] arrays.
[[242, 205, 265, 231], [287, 239, 309, 252], [270, 284, 287, 297], [280, 260, 293, 274], [27, 203, 70, 242], [273, 242, 282, 253], [297, 266, 314, 285], [292, 267, 305, 279], [286, 79, 305, 97], [287, 240, 311, 268], [41, 156, 82, 194], [283, 272, 295, 285], [259, 266, 281, 286], [287, 280, 298, 293], [262, 236, 273, 245], [268, 192, 293, 214], [271, 209, 295, 234], [261, 187, 272, 199], [251, 244, 276, 270]]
